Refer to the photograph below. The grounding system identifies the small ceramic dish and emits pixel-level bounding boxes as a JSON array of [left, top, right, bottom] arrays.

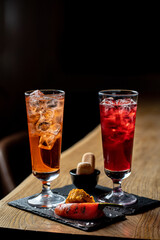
[[70, 169, 100, 191]]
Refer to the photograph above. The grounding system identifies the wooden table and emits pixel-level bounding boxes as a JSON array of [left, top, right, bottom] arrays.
[[0, 99, 160, 239]]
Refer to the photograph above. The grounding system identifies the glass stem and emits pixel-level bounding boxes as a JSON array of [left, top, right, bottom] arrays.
[[42, 181, 52, 197], [112, 180, 123, 196]]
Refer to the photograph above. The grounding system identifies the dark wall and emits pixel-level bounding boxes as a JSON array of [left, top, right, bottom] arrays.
[[0, 1, 160, 150]]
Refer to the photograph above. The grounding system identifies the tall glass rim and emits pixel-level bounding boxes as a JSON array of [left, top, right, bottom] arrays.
[[98, 89, 138, 97], [25, 89, 65, 98]]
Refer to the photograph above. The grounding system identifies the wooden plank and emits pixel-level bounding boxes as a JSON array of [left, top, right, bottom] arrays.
[[0, 100, 160, 239]]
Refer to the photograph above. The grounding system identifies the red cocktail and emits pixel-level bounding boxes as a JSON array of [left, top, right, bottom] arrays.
[[98, 90, 138, 205]]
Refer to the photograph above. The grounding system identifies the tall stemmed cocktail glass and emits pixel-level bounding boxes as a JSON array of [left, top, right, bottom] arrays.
[[25, 89, 65, 208], [98, 90, 138, 205]]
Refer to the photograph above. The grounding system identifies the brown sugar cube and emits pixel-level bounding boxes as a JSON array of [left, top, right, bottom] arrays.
[[76, 162, 94, 175], [82, 152, 95, 171]]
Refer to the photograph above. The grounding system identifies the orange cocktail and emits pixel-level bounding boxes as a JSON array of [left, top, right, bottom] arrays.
[[25, 89, 65, 208]]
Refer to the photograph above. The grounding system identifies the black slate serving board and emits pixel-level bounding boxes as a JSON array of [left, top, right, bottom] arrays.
[[8, 184, 160, 232]]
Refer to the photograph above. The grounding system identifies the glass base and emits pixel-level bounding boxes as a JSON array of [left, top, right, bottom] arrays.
[[98, 190, 137, 206], [28, 190, 65, 208]]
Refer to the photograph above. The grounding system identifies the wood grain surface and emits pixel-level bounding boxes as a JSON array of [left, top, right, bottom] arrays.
[[0, 99, 160, 239]]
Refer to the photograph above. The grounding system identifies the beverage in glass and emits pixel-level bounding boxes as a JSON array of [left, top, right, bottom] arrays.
[[25, 89, 65, 208], [98, 90, 138, 205]]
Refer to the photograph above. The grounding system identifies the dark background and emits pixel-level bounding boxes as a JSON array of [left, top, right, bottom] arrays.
[[0, 0, 160, 151]]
